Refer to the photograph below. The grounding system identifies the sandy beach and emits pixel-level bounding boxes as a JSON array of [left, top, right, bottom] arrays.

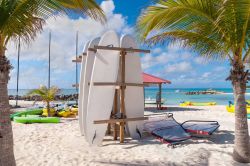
[[10, 101, 250, 166]]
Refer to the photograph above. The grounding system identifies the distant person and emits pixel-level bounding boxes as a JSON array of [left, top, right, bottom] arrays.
[[156, 91, 161, 109]]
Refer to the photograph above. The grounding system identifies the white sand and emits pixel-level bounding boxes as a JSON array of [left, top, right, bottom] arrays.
[[11, 102, 250, 166]]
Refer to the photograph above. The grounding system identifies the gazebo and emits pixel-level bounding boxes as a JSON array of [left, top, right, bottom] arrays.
[[143, 72, 171, 109]]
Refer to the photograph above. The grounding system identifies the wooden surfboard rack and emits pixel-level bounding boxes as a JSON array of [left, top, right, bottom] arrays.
[[72, 53, 87, 62], [92, 45, 150, 143], [72, 82, 149, 88], [72, 45, 150, 144]]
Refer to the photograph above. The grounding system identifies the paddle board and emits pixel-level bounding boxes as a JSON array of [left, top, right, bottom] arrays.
[[121, 35, 144, 139], [86, 31, 120, 145], [81, 37, 100, 136], [78, 41, 89, 135]]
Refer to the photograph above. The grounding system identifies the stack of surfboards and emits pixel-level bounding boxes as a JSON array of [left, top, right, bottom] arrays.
[[78, 30, 144, 145]]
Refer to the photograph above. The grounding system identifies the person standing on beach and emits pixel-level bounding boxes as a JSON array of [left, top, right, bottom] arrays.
[[156, 91, 161, 109]]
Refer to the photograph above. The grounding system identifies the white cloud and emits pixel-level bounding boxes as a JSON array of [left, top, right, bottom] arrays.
[[6, 0, 133, 89], [202, 72, 211, 78], [101, 0, 115, 17], [141, 52, 172, 70], [213, 66, 226, 72], [165, 62, 192, 73], [152, 47, 162, 54], [194, 57, 208, 65]]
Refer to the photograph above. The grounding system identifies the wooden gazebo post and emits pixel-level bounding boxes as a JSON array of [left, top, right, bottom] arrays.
[[142, 73, 171, 110], [159, 83, 162, 109]]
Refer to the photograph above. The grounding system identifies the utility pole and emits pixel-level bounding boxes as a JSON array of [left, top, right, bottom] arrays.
[[48, 32, 51, 89], [15, 37, 21, 107], [75, 31, 79, 104]]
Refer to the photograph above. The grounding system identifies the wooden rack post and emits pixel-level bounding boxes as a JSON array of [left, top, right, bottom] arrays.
[[120, 50, 126, 143], [113, 89, 118, 140]]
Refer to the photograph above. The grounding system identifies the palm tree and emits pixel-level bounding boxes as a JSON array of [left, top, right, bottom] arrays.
[[137, 0, 250, 163], [0, 0, 105, 165], [28, 85, 60, 117]]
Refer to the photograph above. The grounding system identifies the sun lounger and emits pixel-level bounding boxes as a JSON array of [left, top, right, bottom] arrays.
[[144, 114, 191, 144], [144, 113, 220, 144], [181, 120, 220, 136]]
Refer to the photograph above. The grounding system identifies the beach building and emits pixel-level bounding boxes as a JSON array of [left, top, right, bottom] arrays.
[[143, 73, 171, 109]]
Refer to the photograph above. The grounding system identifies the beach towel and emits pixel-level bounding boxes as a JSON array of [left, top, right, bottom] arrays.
[[144, 115, 191, 144], [181, 120, 220, 136]]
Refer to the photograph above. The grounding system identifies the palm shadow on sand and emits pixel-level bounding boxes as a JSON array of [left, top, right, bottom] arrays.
[[93, 148, 213, 166]]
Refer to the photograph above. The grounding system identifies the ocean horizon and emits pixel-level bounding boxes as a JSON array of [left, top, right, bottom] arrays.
[[8, 88, 250, 105]]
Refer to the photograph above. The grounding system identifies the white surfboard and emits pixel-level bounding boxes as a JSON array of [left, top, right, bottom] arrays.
[[86, 31, 120, 145], [121, 35, 144, 139], [81, 37, 100, 136], [78, 41, 89, 136]]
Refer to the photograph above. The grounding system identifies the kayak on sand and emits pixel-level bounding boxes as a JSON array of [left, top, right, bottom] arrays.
[[10, 108, 43, 120], [14, 116, 60, 124], [180, 101, 216, 106]]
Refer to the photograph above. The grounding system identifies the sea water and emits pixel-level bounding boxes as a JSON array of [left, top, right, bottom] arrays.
[[8, 88, 250, 105]]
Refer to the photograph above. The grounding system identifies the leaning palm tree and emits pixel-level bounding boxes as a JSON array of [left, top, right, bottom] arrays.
[[137, 0, 250, 163], [0, 0, 105, 165], [28, 85, 60, 117]]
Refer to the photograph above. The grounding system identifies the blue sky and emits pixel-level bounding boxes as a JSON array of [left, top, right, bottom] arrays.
[[6, 0, 231, 89]]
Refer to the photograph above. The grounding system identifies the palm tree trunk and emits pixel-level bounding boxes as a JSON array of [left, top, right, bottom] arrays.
[[231, 62, 250, 163], [0, 53, 16, 165], [47, 101, 50, 117]]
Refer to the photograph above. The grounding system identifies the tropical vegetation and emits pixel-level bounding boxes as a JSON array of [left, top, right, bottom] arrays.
[[28, 85, 60, 117], [0, 0, 105, 165], [137, 0, 250, 163]]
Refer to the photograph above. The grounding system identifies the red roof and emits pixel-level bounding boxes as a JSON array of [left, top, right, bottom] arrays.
[[143, 72, 171, 84]]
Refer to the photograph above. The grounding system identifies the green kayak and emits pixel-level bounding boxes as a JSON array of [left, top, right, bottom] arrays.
[[14, 116, 60, 124], [10, 108, 43, 120], [248, 114, 250, 119]]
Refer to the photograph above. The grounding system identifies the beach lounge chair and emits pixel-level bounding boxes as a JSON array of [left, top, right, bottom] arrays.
[[181, 120, 220, 136], [144, 114, 191, 144], [144, 113, 220, 144]]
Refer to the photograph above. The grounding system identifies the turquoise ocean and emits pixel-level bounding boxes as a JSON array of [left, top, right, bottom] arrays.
[[8, 88, 250, 105]]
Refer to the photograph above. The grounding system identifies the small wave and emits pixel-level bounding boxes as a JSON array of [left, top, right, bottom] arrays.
[[223, 93, 250, 95]]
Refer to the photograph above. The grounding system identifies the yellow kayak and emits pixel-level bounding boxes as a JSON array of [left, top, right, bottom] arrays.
[[42, 108, 56, 117], [226, 105, 250, 114], [180, 101, 216, 106], [71, 108, 78, 115], [57, 111, 72, 117]]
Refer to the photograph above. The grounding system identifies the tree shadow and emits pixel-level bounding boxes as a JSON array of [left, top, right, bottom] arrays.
[[102, 129, 235, 149], [93, 148, 211, 166], [93, 160, 181, 166], [102, 136, 162, 148], [181, 130, 235, 146]]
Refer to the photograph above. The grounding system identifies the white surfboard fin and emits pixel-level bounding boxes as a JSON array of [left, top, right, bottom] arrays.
[[92, 130, 97, 144], [136, 126, 142, 139]]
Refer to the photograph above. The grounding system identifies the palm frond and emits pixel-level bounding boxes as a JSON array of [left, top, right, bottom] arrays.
[[0, 0, 106, 46], [27, 85, 59, 102], [36, 0, 106, 23], [145, 31, 228, 60], [137, 0, 250, 61]]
